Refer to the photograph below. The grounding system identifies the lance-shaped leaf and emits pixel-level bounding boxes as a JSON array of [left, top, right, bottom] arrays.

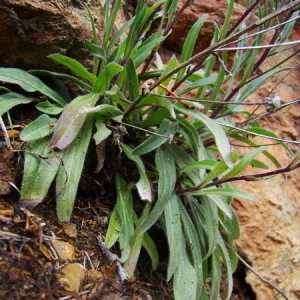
[[185, 187, 256, 201], [175, 106, 234, 168], [221, 146, 267, 179], [0, 92, 35, 115], [20, 114, 57, 142], [163, 193, 182, 280], [115, 174, 135, 262], [19, 138, 61, 210], [55, 121, 93, 222], [121, 143, 152, 202], [136, 95, 175, 118], [173, 238, 198, 300], [50, 93, 100, 150], [105, 207, 122, 248], [0, 68, 65, 106], [139, 146, 176, 233], [132, 120, 178, 156], [48, 54, 97, 84]]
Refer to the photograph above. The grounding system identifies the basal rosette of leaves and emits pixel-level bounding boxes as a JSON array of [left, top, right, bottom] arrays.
[[1, 0, 300, 298]]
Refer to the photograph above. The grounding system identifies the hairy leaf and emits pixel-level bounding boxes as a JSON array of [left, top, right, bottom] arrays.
[[50, 93, 100, 150], [132, 120, 178, 156], [55, 121, 93, 222], [0, 68, 65, 106], [48, 54, 96, 84], [21, 115, 57, 141], [121, 143, 152, 201], [163, 193, 182, 280], [139, 146, 176, 232], [0, 92, 35, 115]]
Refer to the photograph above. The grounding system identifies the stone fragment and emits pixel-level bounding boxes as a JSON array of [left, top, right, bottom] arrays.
[[62, 223, 78, 238], [86, 269, 104, 282], [58, 262, 85, 293], [51, 239, 75, 261]]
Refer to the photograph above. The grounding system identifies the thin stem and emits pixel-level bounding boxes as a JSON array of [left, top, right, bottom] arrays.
[[224, 14, 300, 47], [238, 95, 300, 127], [214, 39, 300, 51], [178, 159, 300, 193], [236, 253, 289, 300], [0, 116, 13, 151], [149, 92, 270, 105]]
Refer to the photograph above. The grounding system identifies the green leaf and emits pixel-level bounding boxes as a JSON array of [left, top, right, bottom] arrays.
[[20, 115, 57, 141], [0, 68, 65, 106], [137, 95, 175, 118], [121, 143, 152, 202], [198, 159, 229, 188], [221, 146, 267, 179], [289, 151, 300, 169], [114, 174, 135, 262], [124, 203, 151, 277], [50, 93, 100, 150], [139, 108, 170, 128], [107, 18, 135, 54], [163, 193, 182, 280], [179, 199, 204, 298], [210, 249, 222, 300], [158, 55, 179, 93], [179, 159, 217, 175], [105, 207, 122, 248], [29, 69, 93, 90], [134, 34, 166, 67], [0, 92, 35, 115], [185, 187, 256, 201], [106, 62, 123, 84], [217, 234, 237, 299], [85, 40, 107, 61], [239, 68, 291, 102], [20, 138, 61, 204], [228, 133, 284, 169], [177, 115, 207, 160], [166, 143, 203, 185], [175, 14, 208, 84], [55, 121, 93, 222], [85, 4, 99, 75], [36, 101, 65, 115], [132, 120, 178, 156], [175, 106, 233, 168], [126, 58, 140, 100], [202, 199, 218, 260], [102, 0, 122, 49], [48, 54, 97, 84], [142, 232, 159, 270], [139, 146, 176, 233], [173, 240, 198, 300], [178, 76, 217, 94], [123, 6, 146, 59], [93, 117, 112, 145], [206, 194, 233, 218]]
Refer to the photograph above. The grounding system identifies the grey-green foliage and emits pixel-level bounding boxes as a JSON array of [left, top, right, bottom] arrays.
[[1, 0, 300, 299]]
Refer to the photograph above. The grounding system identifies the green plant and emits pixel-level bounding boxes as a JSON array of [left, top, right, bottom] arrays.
[[1, 0, 300, 298]]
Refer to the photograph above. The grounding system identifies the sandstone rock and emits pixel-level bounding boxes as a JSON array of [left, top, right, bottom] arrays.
[[0, 0, 91, 70], [232, 78, 300, 299], [0, 0, 133, 71]]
